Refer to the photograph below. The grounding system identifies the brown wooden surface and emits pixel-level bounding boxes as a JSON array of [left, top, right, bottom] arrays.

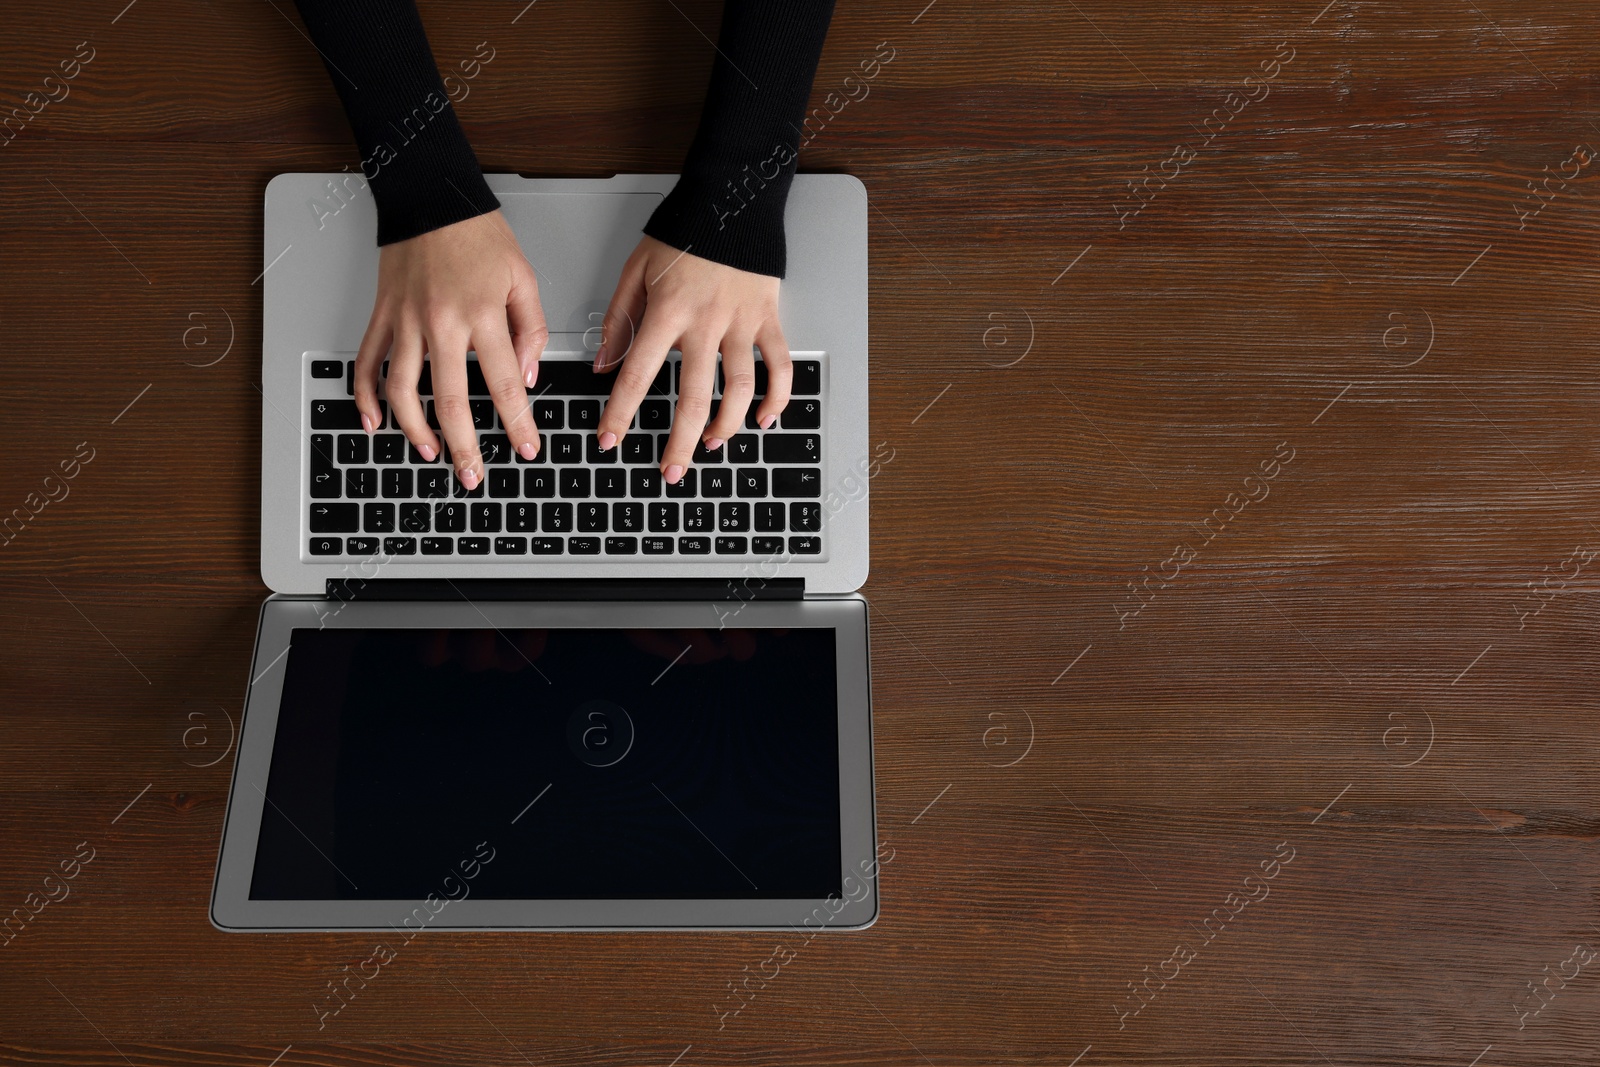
[[4, 0, 1600, 1063]]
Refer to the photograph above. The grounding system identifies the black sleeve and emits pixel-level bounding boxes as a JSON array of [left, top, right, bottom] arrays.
[[292, 0, 499, 246], [642, 0, 839, 279]]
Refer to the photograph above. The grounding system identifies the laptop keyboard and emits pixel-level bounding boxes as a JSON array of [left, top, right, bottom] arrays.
[[303, 354, 825, 561]]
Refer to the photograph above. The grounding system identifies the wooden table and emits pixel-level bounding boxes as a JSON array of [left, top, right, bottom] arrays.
[[3, 1, 1597, 1063]]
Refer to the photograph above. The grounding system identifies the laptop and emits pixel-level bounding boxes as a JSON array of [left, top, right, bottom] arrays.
[[209, 173, 878, 931]]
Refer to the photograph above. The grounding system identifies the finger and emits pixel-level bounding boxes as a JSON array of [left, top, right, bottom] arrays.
[[660, 333, 718, 481], [353, 313, 392, 435], [427, 330, 484, 490], [385, 322, 439, 461], [506, 262, 549, 387], [752, 321, 793, 430], [474, 316, 540, 461], [704, 332, 756, 447], [596, 308, 676, 452], [595, 252, 646, 372]]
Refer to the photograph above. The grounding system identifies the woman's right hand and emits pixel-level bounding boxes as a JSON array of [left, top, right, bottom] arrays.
[[352, 210, 548, 490]]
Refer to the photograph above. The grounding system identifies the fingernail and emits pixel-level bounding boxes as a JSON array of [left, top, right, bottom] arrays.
[[518, 441, 537, 460], [598, 431, 617, 450], [704, 437, 724, 451], [524, 364, 536, 388], [665, 464, 685, 483], [361, 412, 375, 434], [419, 444, 438, 461], [459, 466, 479, 490], [594, 344, 609, 370], [760, 414, 776, 430]]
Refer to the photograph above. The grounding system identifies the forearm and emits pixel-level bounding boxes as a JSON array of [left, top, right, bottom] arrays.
[[292, 0, 498, 245], [643, 0, 838, 278]]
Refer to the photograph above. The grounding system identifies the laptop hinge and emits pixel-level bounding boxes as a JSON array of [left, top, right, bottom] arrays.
[[324, 577, 805, 602]]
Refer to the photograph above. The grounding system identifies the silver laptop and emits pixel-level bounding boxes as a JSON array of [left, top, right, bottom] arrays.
[[210, 173, 878, 931]]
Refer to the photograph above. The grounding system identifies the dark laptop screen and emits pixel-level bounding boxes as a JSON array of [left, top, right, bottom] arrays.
[[250, 626, 841, 901]]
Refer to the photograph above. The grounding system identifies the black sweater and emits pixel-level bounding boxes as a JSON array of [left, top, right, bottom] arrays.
[[291, 0, 836, 278]]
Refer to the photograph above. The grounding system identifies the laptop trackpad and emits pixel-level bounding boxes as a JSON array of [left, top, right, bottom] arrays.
[[497, 192, 664, 338]]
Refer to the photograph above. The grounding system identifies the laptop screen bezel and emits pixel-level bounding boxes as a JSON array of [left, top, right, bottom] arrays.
[[210, 595, 877, 931]]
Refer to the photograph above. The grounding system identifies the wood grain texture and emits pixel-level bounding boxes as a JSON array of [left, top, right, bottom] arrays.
[[3, 0, 1600, 1064]]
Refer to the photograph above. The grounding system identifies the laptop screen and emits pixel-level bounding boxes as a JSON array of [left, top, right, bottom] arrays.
[[249, 626, 841, 901]]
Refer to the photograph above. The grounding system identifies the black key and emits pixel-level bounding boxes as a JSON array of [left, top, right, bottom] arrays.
[[421, 536, 453, 555], [525, 361, 615, 396], [790, 502, 822, 531], [423, 401, 441, 430], [479, 434, 512, 465], [763, 434, 820, 464], [408, 441, 435, 464], [613, 502, 644, 532], [578, 502, 608, 532], [416, 363, 433, 395], [774, 468, 822, 498], [347, 536, 378, 556], [382, 468, 413, 499], [718, 502, 750, 532], [311, 359, 342, 379], [532, 399, 564, 429], [693, 439, 724, 464], [702, 468, 733, 498], [489, 468, 520, 498], [756, 502, 785, 532], [311, 399, 379, 429], [630, 468, 662, 498], [418, 468, 451, 498], [551, 433, 583, 463], [753, 536, 784, 555], [524, 469, 556, 498], [569, 536, 601, 555], [337, 433, 369, 465], [459, 536, 490, 555], [621, 434, 653, 464], [737, 468, 768, 498], [586, 433, 618, 464], [400, 503, 430, 533], [745, 407, 762, 430], [570, 400, 601, 429], [470, 399, 495, 429], [679, 535, 711, 554], [531, 537, 564, 554], [649, 502, 679, 532], [542, 502, 573, 532], [471, 502, 502, 533], [716, 536, 748, 554], [364, 502, 395, 533], [718, 363, 771, 394], [464, 361, 490, 396], [674, 360, 683, 393], [309, 536, 342, 555], [664, 469, 697, 498], [727, 434, 759, 463], [605, 536, 638, 555], [347, 360, 356, 396], [436, 502, 466, 533], [559, 468, 591, 498], [374, 434, 406, 463], [640, 399, 672, 429], [383, 536, 417, 555], [495, 536, 527, 555], [783, 399, 822, 429], [596, 468, 627, 498], [507, 503, 538, 532], [792, 361, 821, 394], [789, 535, 821, 554], [657, 434, 673, 463], [514, 433, 547, 464], [310, 434, 340, 499], [345, 468, 377, 498], [451, 473, 484, 499], [642, 536, 674, 554], [683, 502, 713, 532]]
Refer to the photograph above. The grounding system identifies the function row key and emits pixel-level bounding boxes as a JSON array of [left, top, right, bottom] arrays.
[[309, 534, 821, 557]]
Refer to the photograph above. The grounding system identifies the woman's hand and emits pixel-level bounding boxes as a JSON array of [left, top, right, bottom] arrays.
[[352, 210, 548, 490], [593, 236, 792, 483]]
